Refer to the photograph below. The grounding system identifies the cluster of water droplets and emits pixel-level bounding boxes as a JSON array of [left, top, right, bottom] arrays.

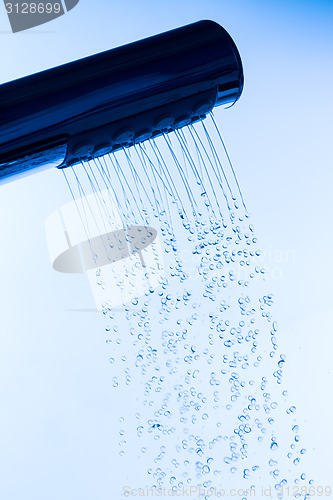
[[64, 113, 311, 499]]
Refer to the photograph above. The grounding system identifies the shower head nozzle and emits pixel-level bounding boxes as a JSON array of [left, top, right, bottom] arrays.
[[0, 20, 244, 184]]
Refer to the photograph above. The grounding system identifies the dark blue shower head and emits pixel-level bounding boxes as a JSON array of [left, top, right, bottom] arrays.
[[0, 20, 243, 184]]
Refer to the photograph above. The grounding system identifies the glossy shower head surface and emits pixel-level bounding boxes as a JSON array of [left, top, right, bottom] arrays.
[[0, 20, 243, 184]]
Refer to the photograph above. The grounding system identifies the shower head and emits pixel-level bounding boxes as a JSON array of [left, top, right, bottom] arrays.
[[0, 19, 243, 184]]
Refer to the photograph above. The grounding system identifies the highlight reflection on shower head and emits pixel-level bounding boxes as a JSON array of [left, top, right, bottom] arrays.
[[0, 19, 243, 184]]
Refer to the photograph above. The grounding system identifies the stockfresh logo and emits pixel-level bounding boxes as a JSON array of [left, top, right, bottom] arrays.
[[3, 0, 79, 33]]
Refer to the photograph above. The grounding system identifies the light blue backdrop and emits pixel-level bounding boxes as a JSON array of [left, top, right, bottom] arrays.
[[0, 1, 332, 498]]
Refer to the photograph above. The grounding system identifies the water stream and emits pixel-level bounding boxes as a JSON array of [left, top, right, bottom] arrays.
[[63, 113, 310, 499]]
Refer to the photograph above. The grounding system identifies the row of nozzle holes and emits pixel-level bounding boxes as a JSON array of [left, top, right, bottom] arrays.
[[65, 103, 211, 167]]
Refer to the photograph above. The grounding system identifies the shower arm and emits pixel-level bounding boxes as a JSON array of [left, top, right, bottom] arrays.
[[0, 19, 243, 184]]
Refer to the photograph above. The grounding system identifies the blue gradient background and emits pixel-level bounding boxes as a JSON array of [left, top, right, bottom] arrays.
[[0, 1, 332, 498]]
